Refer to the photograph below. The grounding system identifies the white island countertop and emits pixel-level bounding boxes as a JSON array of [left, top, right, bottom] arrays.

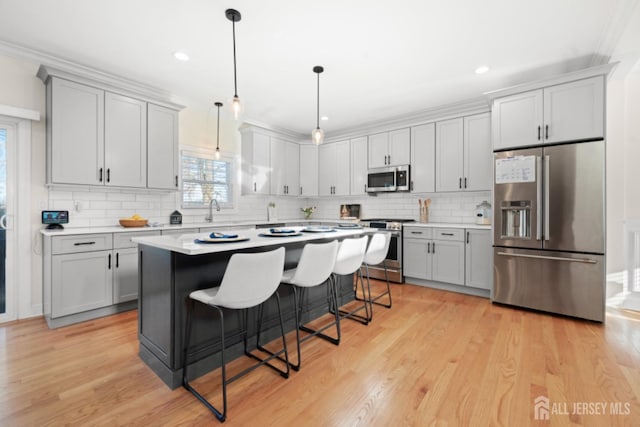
[[132, 226, 372, 256]]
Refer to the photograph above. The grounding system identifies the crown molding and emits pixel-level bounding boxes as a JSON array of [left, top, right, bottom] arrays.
[[589, 0, 640, 66], [239, 120, 306, 142], [1, 40, 184, 110]]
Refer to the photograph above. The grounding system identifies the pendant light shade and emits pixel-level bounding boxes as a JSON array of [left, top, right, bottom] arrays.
[[312, 65, 324, 145], [214, 102, 223, 160], [226, 9, 242, 120]]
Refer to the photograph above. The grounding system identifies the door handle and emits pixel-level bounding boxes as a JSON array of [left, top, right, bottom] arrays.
[[0, 215, 6, 230], [254, 182, 257, 192], [459, 177, 462, 189], [116, 252, 119, 268], [496, 252, 597, 264], [427, 242, 431, 253], [536, 156, 542, 241], [411, 231, 423, 235], [300, 186, 303, 195], [175, 175, 179, 187], [545, 125, 549, 140], [410, 181, 413, 191], [99, 167, 103, 182], [106, 168, 111, 183], [388, 154, 391, 165], [108, 253, 111, 269], [466, 231, 470, 244], [441, 233, 454, 236], [432, 242, 435, 253], [73, 241, 96, 246], [464, 177, 467, 189], [537, 126, 541, 141], [544, 155, 550, 241]]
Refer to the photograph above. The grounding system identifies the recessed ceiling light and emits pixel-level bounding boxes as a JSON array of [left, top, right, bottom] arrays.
[[321, 116, 329, 121], [173, 51, 190, 62], [475, 65, 490, 74]]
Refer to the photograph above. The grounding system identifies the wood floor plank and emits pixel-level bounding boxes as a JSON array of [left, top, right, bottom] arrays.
[[1, 282, 639, 426]]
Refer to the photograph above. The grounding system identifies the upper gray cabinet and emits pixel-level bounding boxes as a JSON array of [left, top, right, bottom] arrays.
[[368, 128, 410, 168], [492, 76, 604, 150], [38, 66, 182, 189], [410, 123, 436, 193], [147, 104, 179, 190]]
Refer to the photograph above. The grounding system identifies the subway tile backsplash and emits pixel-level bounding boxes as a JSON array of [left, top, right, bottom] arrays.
[[48, 187, 491, 228]]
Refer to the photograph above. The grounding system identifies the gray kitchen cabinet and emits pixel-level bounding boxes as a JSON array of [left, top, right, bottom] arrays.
[[104, 92, 147, 187], [492, 76, 604, 150], [48, 77, 105, 185], [240, 129, 271, 195], [403, 226, 465, 286], [270, 138, 299, 196], [465, 229, 492, 290], [368, 128, 410, 168], [299, 144, 318, 196], [318, 140, 350, 196], [410, 123, 436, 193], [51, 248, 113, 318], [350, 136, 368, 195], [147, 103, 179, 190], [435, 113, 491, 192], [113, 247, 139, 303]]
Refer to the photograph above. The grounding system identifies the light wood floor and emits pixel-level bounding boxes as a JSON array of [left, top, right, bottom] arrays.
[[1, 281, 639, 426]]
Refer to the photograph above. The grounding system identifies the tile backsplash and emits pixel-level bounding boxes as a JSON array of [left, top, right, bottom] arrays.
[[48, 187, 491, 228]]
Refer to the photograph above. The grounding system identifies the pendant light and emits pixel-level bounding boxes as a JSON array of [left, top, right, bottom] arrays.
[[311, 65, 324, 145], [225, 8, 242, 119], [214, 102, 223, 159]]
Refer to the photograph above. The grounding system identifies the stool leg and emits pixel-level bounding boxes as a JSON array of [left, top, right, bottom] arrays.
[[367, 261, 392, 308], [338, 270, 371, 325], [298, 277, 341, 345]]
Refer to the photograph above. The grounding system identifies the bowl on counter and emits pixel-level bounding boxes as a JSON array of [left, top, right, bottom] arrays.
[[119, 218, 148, 228]]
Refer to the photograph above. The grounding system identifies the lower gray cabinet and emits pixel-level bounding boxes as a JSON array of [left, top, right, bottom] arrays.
[[403, 227, 465, 285], [51, 250, 113, 318], [113, 247, 139, 303], [465, 229, 492, 290]]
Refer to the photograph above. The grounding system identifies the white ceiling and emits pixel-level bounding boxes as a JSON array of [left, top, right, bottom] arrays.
[[0, 0, 638, 137]]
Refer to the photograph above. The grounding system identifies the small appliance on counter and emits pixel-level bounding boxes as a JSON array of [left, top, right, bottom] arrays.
[[170, 210, 182, 225], [42, 210, 68, 230], [475, 201, 491, 225], [340, 204, 360, 219]]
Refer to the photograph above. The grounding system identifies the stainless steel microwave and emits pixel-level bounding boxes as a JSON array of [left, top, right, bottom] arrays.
[[367, 165, 410, 192]]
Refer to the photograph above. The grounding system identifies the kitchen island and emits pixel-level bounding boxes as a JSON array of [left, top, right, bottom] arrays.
[[133, 226, 371, 389]]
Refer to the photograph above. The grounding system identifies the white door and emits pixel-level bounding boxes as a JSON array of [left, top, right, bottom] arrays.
[[0, 125, 11, 321]]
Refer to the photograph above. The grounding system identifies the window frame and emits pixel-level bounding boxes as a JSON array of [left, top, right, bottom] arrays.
[[180, 147, 237, 210]]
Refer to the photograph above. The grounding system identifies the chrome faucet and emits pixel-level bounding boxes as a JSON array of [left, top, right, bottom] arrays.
[[205, 196, 220, 222]]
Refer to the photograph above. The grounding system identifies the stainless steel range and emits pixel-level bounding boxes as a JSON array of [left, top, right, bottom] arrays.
[[360, 218, 415, 283]]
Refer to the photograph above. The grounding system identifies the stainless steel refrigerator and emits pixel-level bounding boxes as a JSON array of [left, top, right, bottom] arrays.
[[492, 140, 605, 322]]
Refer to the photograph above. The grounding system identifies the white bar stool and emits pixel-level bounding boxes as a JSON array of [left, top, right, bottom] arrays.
[[360, 232, 393, 312], [334, 235, 372, 325], [182, 247, 288, 423], [276, 240, 339, 371]]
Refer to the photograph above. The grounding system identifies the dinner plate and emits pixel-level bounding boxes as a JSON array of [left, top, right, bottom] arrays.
[[301, 226, 336, 233], [259, 231, 303, 237], [194, 236, 250, 244], [337, 224, 362, 229]]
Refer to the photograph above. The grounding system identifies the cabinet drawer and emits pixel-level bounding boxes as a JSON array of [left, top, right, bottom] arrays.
[[114, 231, 161, 249], [52, 234, 112, 255], [403, 227, 433, 239], [433, 228, 464, 241]]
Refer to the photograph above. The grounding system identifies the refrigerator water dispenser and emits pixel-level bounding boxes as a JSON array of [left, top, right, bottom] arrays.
[[500, 201, 531, 239]]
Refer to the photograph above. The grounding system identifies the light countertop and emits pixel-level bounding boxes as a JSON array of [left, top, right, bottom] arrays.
[[403, 223, 492, 230], [132, 226, 372, 256]]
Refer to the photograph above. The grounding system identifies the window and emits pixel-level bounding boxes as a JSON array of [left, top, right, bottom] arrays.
[[181, 150, 234, 208]]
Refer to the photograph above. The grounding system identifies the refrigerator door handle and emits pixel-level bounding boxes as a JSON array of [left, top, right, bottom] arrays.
[[536, 156, 542, 240], [544, 155, 550, 241], [496, 252, 597, 264]]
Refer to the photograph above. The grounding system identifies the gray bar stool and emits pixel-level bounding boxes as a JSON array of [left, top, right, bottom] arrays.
[[273, 240, 339, 371], [182, 247, 288, 423], [334, 235, 372, 325], [359, 232, 393, 312]]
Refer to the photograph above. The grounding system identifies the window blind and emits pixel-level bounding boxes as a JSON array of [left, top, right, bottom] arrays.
[[181, 152, 233, 208]]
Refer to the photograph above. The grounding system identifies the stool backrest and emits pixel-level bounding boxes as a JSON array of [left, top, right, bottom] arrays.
[[213, 247, 285, 309], [333, 235, 369, 275], [289, 240, 339, 288], [363, 232, 391, 266]]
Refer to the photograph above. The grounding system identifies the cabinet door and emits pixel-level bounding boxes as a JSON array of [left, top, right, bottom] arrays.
[[147, 104, 179, 190], [285, 141, 300, 196], [465, 230, 492, 290], [543, 76, 604, 144], [410, 123, 436, 193], [50, 78, 104, 185], [334, 140, 351, 196], [368, 132, 388, 168], [252, 133, 271, 195], [114, 248, 139, 303], [318, 143, 335, 196], [431, 240, 465, 285], [105, 92, 147, 187], [270, 137, 286, 195], [463, 113, 492, 191], [388, 128, 411, 166], [492, 89, 543, 150], [299, 145, 318, 196], [350, 136, 368, 195], [435, 118, 464, 192], [403, 239, 430, 280], [51, 251, 113, 318]]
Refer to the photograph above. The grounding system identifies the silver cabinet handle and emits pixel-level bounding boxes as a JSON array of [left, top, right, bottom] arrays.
[[496, 252, 597, 264]]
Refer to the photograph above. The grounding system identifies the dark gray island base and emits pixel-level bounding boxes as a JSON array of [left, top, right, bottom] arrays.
[[137, 233, 364, 389]]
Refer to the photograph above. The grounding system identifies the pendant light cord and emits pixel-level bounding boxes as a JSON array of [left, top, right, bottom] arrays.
[[232, 18, 238, 97], [216, 104, 221, 149], [316, 71, 320, 129]]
